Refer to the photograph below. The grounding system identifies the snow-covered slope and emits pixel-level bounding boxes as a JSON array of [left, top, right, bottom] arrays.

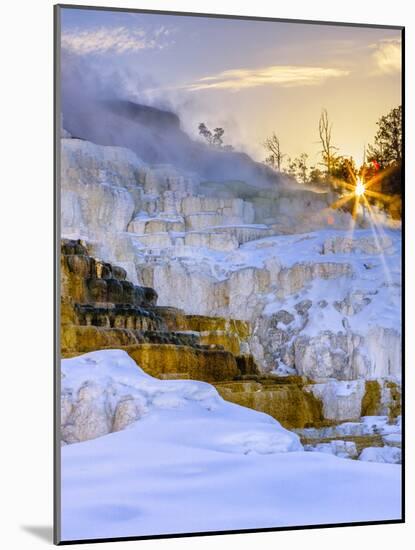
[[60, 350, 401, 541], [61, 349, 301, 451]]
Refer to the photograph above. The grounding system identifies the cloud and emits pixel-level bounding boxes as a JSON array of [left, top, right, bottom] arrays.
[[181, 65, 349, 92], [61, 25, 171, 55], [371, 39, 401, 74]]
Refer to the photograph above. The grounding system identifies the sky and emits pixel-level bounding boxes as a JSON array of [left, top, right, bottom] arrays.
[[60, 7, 402, 168]]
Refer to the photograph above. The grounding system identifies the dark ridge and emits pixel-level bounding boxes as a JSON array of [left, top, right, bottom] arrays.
[[103, 99, 181, 131], [62, 95, 280, 188]]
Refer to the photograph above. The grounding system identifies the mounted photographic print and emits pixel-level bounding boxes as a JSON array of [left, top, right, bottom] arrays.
[[54, 4, 404, 544]]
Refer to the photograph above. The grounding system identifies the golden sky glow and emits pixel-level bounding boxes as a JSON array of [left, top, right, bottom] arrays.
[[182, 65, 350, 91], [61, 10, 402, 167]]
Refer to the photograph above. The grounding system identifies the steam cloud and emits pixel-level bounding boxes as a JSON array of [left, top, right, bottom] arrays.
[[61, 53, 281, 188]]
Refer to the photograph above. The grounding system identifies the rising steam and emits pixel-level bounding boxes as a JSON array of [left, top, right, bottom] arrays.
[[60, 53, 282, 188]]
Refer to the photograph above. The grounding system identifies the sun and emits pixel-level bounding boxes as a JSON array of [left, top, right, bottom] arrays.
[[327, 164, 397, 221], [355, 178, 365, 197]]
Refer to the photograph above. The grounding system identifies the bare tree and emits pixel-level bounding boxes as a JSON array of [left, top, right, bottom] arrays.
[[318, 109, 338, 176], [264, 133, 285, 171]]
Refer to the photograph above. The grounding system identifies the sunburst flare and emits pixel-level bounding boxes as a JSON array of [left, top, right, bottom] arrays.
[[355, 178, 365, 197]]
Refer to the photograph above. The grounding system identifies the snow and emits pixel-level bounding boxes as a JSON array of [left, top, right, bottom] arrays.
[[150, 226, 401, 339], [333, 380, 362, 397], [131, 211, 185, 224], [213, 223, 269, 229], [256, 229, 401, 338], [359, 446, 401, 464], [296, 415, 402, 440], [362, 415, 402, 432], [383, 433, 402, 446], [304, 440, 358, 459], [61, 350, 402, 541], [186, 227, 399, 276], [61, 350, 302, 449]]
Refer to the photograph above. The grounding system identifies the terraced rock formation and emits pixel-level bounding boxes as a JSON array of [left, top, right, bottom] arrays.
[[60, 136, 401, 379], [62, 239, 249, 381], [61, 238, 325, 430], [60, 129, 402, 461], [60, 237, 401, 449]]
